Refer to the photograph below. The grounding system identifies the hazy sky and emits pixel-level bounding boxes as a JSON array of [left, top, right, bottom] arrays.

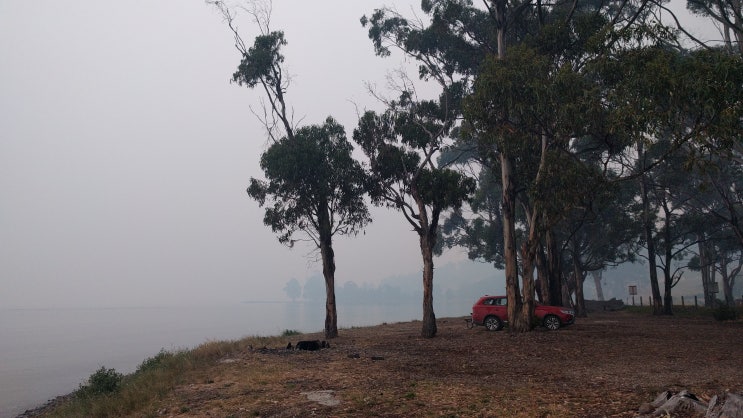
[[1, 1, 721, 309], [0, 1, 474, 308]]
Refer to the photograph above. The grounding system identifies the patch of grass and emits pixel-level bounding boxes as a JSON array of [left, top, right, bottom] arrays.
[[41, 334, 289, 417], [624, 304, 741, 319]]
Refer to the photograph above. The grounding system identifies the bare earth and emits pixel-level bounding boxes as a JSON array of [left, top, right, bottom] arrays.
[[140, 309, 743, 418]]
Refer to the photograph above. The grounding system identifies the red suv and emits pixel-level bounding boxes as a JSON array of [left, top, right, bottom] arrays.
[[471, 295, 575, 331]]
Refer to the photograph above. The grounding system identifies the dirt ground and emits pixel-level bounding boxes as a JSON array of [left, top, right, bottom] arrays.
[[141, 309, 742, 418]]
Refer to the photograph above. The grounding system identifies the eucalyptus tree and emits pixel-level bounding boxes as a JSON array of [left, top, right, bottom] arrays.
[[618, 46, 743, 313], [248, 119, 370, 338], [353, 89, 475, 338], [212, 1, 370, 338], [638, 141, 705, 314], [686, 0, 743, 53], [362, 0, 656, 331], [682, 143, 743, 306], [560, 178, 641, 316]]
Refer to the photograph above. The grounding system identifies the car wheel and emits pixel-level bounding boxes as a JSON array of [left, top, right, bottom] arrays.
[[484, 315, 503, 331], [543, 314, 561, 330]]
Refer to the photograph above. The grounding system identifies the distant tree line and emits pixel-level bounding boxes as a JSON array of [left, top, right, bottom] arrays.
[[282, 262, 505, 306], [213, 0, 743, 338]]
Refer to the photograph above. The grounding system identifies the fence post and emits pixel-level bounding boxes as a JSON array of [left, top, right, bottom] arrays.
[[640, 296, 643, 306], [694, 295, 698, 308], [682, 296, 685, 307]]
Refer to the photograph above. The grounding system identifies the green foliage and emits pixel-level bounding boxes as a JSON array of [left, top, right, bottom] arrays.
[[248, 117, 370, 246], [232, 31, 287, 88], [281, 329, 301, 337], [135, 349, 172, 374], [352, 99, 474, 217], [79, 367, 123, 396]]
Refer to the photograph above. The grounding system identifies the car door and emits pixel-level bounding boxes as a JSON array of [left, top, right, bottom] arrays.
[[492, 297, 508, 320]]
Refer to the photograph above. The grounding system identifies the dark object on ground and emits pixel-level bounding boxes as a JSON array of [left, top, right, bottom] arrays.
[[286, 342, 292, 350], [295, 340, 330, 351]]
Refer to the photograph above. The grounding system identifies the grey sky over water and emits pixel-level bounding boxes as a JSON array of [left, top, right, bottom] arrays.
[[1, 1, 720, 309]]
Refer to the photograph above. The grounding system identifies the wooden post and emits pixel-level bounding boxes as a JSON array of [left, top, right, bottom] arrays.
[[640, 296, 643, 306], [694, 295, 698, 308], [681, 296, 685, 307]]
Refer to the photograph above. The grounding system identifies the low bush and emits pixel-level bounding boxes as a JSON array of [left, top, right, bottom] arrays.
[[712, 302, 739, 321], [79, 367, 122, 396]]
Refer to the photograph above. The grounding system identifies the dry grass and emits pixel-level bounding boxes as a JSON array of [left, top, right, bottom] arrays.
[[34, 309, 743, 418]]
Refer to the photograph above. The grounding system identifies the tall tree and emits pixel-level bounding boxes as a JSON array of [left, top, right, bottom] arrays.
[[362, 0, 655, 331], [353, 89, 475, 338], [248, 118, 370, 339], [213, 1, 370, 338]]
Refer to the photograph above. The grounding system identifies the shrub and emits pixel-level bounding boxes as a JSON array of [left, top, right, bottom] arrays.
[[81, 367, 123, 395], [136, 349, 172, 374], [281, 329, 301, 337], [712, 302, 739, 321]]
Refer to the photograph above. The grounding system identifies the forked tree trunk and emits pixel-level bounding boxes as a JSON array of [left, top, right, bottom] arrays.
[[698, 240, 714, 307]]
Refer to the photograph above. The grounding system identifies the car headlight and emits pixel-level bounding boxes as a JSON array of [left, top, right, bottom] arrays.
[[560, 309, 574, 315]]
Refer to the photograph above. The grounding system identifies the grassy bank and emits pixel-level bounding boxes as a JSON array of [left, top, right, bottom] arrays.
[[27, 334, 292, 418], [28, 310, 743, 418]]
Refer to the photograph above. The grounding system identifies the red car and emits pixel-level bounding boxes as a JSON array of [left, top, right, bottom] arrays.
[[471, 295, 575, 331]]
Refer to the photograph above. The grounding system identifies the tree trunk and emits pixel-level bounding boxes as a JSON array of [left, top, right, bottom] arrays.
[[698, 239, 714, 308], [501, 152, 522, 332], [318, 204, 338, 339], [562, 275, 574, 308], [420, 232, 437, 338], [516, 242, 536, 332], [592, 270, 605, 301], [536, 242, 550, 304], [573, 254, 587, 317], [662, 208, 674, 315], [639, 144, 663, 315], [546, 228, 562, 306], [720, 256, 741, 307]]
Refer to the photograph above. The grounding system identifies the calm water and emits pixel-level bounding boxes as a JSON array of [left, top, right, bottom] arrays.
[[0, 301, 466, 417]]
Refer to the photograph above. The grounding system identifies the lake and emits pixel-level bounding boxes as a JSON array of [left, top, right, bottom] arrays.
[[0, 301, 468, 417]]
